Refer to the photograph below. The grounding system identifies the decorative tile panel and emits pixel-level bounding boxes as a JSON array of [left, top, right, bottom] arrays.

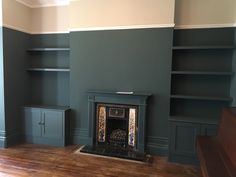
[[97, 106, 106, 142], [128, 108, 137, 147]]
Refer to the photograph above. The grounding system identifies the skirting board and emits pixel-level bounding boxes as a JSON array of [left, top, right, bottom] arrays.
[[0, 129, 20, 148], [146, 136, 169, 156]]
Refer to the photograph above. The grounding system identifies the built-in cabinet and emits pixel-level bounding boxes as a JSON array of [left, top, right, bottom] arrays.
[[169, 28, 235, 164], [22, 34, 71, 147], [169, 121, 217, 164], [22, 106, 70, 147]]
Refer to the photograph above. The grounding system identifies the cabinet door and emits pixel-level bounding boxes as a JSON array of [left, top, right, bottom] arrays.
[[23, 108, 41, 136], [41, 110, 64, 139], [170, 122, 201, 157], [201, 124, 218, 136]]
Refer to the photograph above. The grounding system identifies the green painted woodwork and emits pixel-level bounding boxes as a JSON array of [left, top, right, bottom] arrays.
[[23, 108, 41, 137], [0, 27, 6, 147], [172, 46, 235, 50], [169, 28, 235, 164], [146, 136, 168, 156], [1, 26, 235, 163], [230, 29, 236, 106], [27, 68, 70, 72], [28, 33, 70, 107], [87, 91, 150, 153], [70, 28, 173, 154], [170, 122, 200, 158], [22, 106, 70, 147], [171, 71, 234, 75], [41, 110, 63, 139], [200, 124, 218, 136], [169, 121, 217, 165], [28, 48, 70, 51]]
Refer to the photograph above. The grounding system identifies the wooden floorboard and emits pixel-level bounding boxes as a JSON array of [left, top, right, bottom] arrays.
[[0, 144, 202, 177]]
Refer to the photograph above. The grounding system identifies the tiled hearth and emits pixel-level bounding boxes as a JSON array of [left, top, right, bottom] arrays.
[[80, 91, 151, 161]]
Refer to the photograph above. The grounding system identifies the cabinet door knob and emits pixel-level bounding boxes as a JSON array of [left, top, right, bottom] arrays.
[[38, 122, 45, 125]]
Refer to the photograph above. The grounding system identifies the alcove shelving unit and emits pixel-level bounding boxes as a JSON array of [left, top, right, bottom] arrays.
[[168, 28, 235, 164], [26, 45, 70, 107], [22, 38, 71, 146]]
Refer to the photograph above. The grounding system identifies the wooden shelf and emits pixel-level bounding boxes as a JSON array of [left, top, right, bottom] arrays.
[[172, 46, 235, 50], [27, 48, 70, 52], [171, 71, 234, 76], [23, 104, 70, 111], [170, 94, 233, 101], [27, 68, 70, 72], [169, 115, 218, 125]]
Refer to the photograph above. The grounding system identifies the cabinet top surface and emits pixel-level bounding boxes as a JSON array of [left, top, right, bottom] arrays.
[[23, 105, 70, 111]]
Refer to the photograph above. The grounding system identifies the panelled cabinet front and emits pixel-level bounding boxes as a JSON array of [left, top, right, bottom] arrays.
[[23, 108, 41, 137], [41, 110, 64, 140], [169, 122, 200, 164], [169, 121, 217, 164], [22, 106, 70, 147]]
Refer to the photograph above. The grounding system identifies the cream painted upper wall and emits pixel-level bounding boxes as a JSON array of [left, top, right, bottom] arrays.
[[70, 0, 175, 29], [31, 5, 69, 33], [175, 0, 236, 27], [0, 0, 2, 26], [3, 0, 31, 33], [3, 0, 175, 33]]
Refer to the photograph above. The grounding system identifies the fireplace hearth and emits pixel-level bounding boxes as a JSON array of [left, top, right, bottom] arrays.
[[80, 91, 151, 161]]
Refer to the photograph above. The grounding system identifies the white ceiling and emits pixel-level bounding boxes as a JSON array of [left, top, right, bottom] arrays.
[[16, 0, 71, 8]]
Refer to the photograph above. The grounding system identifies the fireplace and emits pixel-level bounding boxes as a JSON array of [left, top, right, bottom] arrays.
[[80, 91, 151, 161]]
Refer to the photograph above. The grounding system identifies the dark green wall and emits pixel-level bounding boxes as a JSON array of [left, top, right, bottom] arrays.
[[0, 27, 6, 147], [231, 29, 236, 106], [2, 27, 30, 147], [2, 26, 235, 157], [70, 28, 173, 154]]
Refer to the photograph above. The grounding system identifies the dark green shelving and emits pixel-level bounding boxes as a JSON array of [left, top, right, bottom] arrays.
[[171, 71, 234, 76], [169, 116, 218, 125], [27, 48, 70, 52], [27, 68, 70, 72], [169, 28, 235, 165], [171, 94, 232, 101], [27, 35, 70, 107], [172, 46, 235, 50]]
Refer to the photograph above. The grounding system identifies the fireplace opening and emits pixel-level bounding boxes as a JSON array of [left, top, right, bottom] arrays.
[[96, 104, 137, 150], [107, 122, 127, 147]]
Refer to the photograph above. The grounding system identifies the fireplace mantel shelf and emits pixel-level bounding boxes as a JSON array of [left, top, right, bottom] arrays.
[[87, 90, 152, 97]]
